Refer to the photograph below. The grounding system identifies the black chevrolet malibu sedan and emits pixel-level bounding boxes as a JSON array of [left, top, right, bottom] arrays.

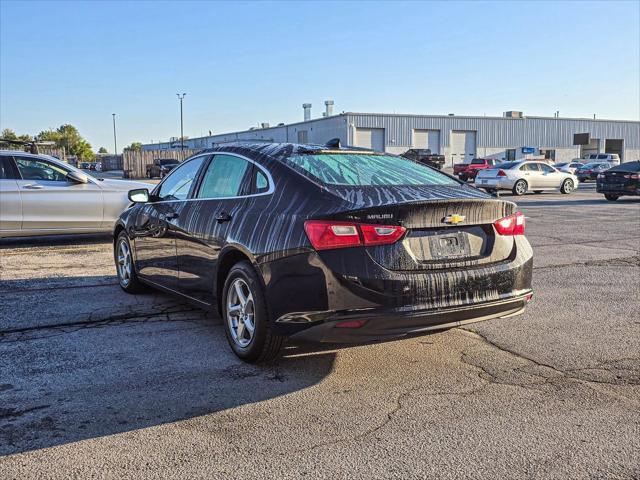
[[114, 142, 533, 362]]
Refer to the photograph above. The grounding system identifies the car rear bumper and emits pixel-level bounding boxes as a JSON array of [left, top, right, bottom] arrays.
[[473, 177, 513, 189], [596, 183, 639, 195], [278, 292, 532, 343]]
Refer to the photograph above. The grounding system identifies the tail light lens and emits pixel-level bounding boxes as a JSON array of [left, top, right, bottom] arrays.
[[497, 169, 507, 177], [304, 220, 406, 250], [494, 212, 525, 236], [630, 173, 639, 180]]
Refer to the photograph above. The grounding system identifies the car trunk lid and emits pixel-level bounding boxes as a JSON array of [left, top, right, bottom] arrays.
[[323, 185, 518, 271]]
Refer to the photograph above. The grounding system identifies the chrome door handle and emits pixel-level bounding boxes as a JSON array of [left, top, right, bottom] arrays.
[[23, 184, 44, 189]]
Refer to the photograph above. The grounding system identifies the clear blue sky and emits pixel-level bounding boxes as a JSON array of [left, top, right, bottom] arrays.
[[1, 0, 638, 152]]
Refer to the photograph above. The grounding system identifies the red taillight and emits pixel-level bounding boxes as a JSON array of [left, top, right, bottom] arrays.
[[630, 173, 639, 180], [359, 224, 407, 246], [304, 220, 406, 251], [494, 212, 525, 236], [497, 169, 507, 177]]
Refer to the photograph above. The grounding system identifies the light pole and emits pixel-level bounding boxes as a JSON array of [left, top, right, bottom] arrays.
[[177, 93, 186, 157], [112, 113, 118, 155]]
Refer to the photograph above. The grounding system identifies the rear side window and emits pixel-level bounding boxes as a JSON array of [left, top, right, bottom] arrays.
[[284, 153, 457, 186], [471, 159, 484, 165], [197, 154, 251, 198]]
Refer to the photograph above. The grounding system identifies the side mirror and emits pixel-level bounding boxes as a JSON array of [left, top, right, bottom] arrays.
[[128, 188, 150, 203], [67, 170, 89, 184]]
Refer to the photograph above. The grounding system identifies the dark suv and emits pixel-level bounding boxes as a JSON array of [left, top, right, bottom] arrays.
[[146, 158, 180, 178]]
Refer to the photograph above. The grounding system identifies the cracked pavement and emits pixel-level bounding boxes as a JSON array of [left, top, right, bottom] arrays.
[[0, 186, 639, 479]]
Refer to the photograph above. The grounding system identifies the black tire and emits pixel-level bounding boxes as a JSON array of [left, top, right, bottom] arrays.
[[459, 174, 468, 182], [533, 190, 543, 194], [604, 194, 619, 201], [222, 261, 285, 363], [560, 179, 575, 194], [512, 180, 527, 196], [114, 231, 147, 293], [579, 178, 586, 183]]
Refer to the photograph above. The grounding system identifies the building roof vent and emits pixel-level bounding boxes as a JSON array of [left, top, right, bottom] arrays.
[[261, 122, 270, 129], [302, 103, 312, 121]]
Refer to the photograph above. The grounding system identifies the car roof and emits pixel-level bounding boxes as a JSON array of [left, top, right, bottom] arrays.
[[196, 142, 378, 163]]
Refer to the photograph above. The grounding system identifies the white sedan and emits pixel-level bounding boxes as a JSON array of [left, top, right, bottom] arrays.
[[474, 160, 578, 196], [0, 151, 149, 238]]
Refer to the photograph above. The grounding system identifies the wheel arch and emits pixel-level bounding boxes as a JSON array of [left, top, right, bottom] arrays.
[[215, 245, 262, 316]]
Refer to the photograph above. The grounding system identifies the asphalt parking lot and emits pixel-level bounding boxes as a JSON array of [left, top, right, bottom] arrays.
[[0, 184, 638, 479]]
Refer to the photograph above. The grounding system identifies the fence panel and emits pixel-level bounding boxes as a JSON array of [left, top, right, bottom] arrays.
[[123, 149, 202, 178]]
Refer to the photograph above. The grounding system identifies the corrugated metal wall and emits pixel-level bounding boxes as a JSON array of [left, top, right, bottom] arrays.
[[346, 113, 640, 149], [142, 113, 639, 152], [142, 116, 347, 151]]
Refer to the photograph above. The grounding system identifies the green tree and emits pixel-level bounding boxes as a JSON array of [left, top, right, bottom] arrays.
[[36, 125, 94, 160], [1, 128, 18, 140], [98, 146, 108, 154], [125, 142, 142, 151]]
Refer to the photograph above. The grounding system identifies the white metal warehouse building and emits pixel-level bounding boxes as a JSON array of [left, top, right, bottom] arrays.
[[142, 110, 640, 167]]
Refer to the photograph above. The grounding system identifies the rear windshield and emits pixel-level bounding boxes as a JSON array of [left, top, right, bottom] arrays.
[[471, 159, 484, 164], [495, 161, 521, 169], [284, 154, 458, 187], [607, 161, 640, 173]]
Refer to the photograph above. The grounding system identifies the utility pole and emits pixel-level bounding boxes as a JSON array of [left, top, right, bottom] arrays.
[[177, 93, 186, 158], [112, 113, 118, 155]]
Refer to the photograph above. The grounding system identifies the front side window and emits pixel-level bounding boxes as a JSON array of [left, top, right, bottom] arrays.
[[15, 156, 69, 181], [284, 153, 457, 187], [197, 154, 251, 198], [156, 156, 205, 201]]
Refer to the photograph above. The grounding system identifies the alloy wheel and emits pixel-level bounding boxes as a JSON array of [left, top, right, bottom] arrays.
[[563, 179, 574, 193], [117, 239, 132, 287], [515, 181, 526, 195], [226, 278, 256, 348]]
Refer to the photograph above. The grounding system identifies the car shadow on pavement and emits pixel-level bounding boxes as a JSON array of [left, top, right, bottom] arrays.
[[0, 289, 337, 456]]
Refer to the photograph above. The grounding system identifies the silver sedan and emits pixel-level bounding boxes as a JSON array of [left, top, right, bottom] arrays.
[[474, 160, 578, 196], [0, 151, 149, 238]]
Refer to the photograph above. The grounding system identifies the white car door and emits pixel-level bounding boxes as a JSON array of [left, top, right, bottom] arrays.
[[0, 155, 22, 233], [13, 155, 104, 232], [539, 163, 564, 187]]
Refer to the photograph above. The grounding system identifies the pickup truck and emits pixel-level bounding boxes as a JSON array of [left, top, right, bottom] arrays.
[[401, 149, 445, 170], [453, 158, 502, 181], [146, 158, 180, 178]]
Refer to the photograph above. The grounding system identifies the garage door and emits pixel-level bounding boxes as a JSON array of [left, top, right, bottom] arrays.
[[580, 138, 600, 159], [356, 128, 385, 152], [450, 131, 476, 166], [413, 130, 440, 154]]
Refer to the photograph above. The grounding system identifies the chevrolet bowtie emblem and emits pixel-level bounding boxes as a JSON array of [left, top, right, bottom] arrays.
[[443, 214, 466, 225]]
